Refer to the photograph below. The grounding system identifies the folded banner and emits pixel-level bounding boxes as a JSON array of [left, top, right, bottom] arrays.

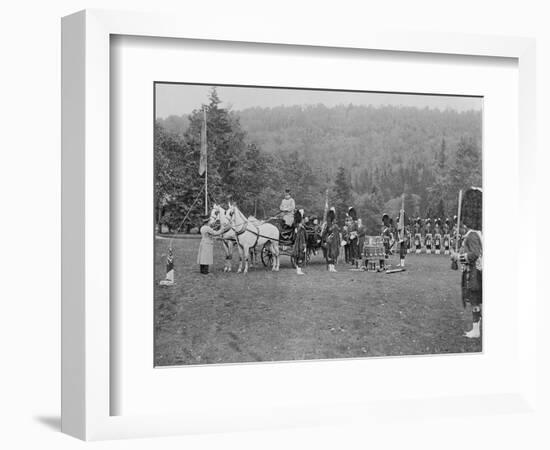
[[198, 108, 207, 176]]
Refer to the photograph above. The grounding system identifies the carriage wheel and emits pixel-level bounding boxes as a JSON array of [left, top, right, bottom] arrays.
[[261, 243, 274, 269]]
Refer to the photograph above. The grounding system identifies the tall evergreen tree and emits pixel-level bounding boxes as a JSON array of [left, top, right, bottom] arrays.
[[438, 137, 447, 170], [447, 137, 482, 212], [333, 167, 352, 224]]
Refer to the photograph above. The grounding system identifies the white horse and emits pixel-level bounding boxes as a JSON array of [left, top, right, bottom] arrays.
[[209, 204, 259, 272], [209, 204, 237, 272], [227, 203, 280, 273]]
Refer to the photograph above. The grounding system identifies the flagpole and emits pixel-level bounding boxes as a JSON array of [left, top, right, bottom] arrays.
[[204, 107, 208, 215]]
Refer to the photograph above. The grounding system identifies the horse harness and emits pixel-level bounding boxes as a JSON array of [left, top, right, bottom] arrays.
[[232, 221, 277, 250]]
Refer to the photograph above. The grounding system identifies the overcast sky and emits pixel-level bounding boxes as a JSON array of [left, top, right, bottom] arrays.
[[155, 83, 482, 118]]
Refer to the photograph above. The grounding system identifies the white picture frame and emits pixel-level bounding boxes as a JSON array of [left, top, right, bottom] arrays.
[[61, 9, 537, 441]]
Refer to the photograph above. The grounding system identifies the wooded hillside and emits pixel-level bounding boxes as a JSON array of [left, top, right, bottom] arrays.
[[156, 89, 482, 233]]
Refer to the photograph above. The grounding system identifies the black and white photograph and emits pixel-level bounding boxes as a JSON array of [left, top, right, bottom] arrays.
[[5, 0, 548, 447], [154, 83, 483, 367]]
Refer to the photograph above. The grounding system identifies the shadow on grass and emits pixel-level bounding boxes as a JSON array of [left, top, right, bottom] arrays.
[[34, 415, 61, 432]]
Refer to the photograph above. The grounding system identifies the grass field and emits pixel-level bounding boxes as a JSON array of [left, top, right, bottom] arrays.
[[154, 236, 481, 366]]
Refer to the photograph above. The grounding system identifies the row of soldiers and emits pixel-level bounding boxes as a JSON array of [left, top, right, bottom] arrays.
[[293, 207, 462, 269], [383, 216, 465, 256]]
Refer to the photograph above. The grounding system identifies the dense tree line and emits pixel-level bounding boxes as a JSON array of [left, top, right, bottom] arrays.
[[155, 89, 482, 233]]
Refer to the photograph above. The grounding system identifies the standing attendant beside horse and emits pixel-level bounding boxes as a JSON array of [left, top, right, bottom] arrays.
[[209, 204, 240, 272], [197, 215, 231, 274]]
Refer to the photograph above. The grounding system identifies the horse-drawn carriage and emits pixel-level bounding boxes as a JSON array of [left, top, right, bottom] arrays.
[[211, 203, 323, 273], [260, 219, 322, 269]]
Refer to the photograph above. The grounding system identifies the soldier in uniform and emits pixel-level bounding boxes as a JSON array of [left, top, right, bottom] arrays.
[[443, 218, 451, 255], [451, 215, 460, 249], [451, 188, 483, 338], [197, 215, 231, 274], [443, 218, 451, 235], [322, 207, 340, 272], [425, 218, 433, 254], [342, 221, 350, 263], [357, 218, 366, 269], [413, 217, 422, 253], [434, 218, 442, 254], [293, 209, 308, 275], [406, 219, 412, 254], [380, 214, 392, 269], [396, 213, 408, 267], [347, 207, 359, 266]]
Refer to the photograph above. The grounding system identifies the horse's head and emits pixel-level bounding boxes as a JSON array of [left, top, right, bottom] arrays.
[[209, 204, 221, 226], [226, 202, 246, 227], [213, 203, 234, 226], [226, 203, 236, 223]]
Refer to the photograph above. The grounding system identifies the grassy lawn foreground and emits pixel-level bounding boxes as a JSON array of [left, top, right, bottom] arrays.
[[154, 237, 481, 366]]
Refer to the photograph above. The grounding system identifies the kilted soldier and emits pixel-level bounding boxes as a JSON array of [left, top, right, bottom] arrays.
[[413, 217, 421, 235], [342, 222, 350, 263], [381, 214, 391, 255], [451, 188, 483, 338], [406, 220, 413, 253], [293, 209, 308, 275], [348, 207, 359, 266], [451, 215, 461, 249], [443, 218, 451, 235], [396, 213, 408, 267], [197, 215, 231, 274], [434, 218, 442, 254], [322, 207, 340, 272], [357, 218, 366, 268], [425, 218, 433, 254], [425, 217, 432, 235], [414, 217, 422, 253], [443, 218, 451, 254], [380, 213, 392, 269], [311, 215, 322, 254]]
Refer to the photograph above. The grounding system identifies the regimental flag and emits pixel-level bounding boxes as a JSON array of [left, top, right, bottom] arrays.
[[398, 194, 405, 242], [159, 247, 175, 286], [166, 247, 174, 273], [199, 108, 207, 176], [323, 189, 329, 222]]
